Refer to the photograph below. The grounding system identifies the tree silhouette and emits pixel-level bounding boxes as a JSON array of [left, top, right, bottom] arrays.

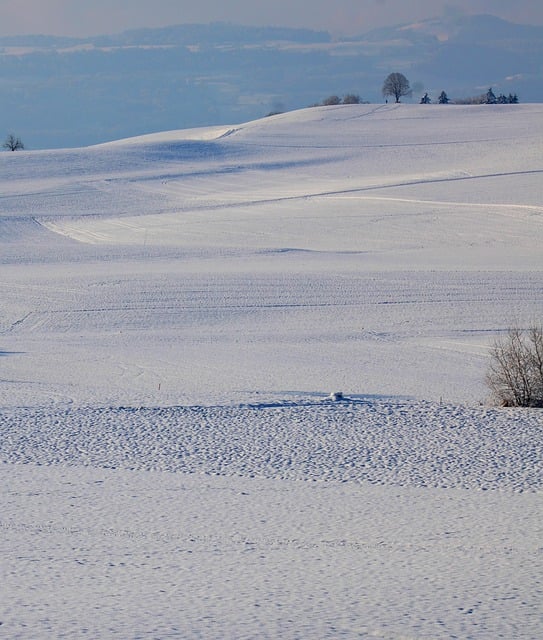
[[342, 94, 361, 104], [485, 88, 497, 104], [3, 134, 24, 151], [382, 73, 412, 103]]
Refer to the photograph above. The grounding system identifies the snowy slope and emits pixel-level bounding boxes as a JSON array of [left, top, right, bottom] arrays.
[[2, 103, 543, 407], [1, 104, 542, 639]]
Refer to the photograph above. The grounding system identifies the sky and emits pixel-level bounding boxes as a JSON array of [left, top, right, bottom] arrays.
[[1, 0, 542, 38]]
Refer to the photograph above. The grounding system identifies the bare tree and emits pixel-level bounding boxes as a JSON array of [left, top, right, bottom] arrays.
[[3, 134, 24, 151], [382, 73, 412, 103], [486, 325, 543, 407]]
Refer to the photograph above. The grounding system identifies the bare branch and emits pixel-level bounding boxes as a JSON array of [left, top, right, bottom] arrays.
[[486, 325, 543, 407]]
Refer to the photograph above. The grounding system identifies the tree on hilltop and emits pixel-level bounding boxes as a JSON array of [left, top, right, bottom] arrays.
[[322, 95, 341, 106], [382, 73, 412, 103], [342, 94, 361, 104], [3, 134, 24, 151], [485, 87, 497, 104]]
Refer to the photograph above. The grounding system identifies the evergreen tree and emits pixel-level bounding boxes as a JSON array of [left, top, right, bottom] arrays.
[[438, 91, 449, 104], [420, 93, 431, 104], [485, 87, 497, 104]]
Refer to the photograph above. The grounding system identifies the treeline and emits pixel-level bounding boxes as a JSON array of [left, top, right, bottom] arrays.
[[267, 93, 370, 115], [453, 88, 519, 104], [311, 94, 370, 107], [422, 88, 519, 104], [309, 86, 519, 111]]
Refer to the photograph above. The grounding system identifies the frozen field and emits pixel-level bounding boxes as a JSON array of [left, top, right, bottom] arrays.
[[1, 103, 543, 638]]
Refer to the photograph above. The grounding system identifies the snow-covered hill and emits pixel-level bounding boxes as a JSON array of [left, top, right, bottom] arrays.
[[3, 15, 543, 149], [2, 104, 542, 406], [1, 104, 542, 639]]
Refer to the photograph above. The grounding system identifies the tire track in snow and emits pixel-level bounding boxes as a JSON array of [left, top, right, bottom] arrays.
[[95, 168, 543, 214], [329, 194, 543, 215]]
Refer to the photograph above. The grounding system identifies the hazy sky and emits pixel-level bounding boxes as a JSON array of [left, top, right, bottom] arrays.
[[1, 0, 542, 37]]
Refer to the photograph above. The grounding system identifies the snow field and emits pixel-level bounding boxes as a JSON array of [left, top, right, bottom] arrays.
[[1, 399, 542, 491], [1, 103, 543, 639], [2, 265, 542, 407], [2, 463, 542, 640]]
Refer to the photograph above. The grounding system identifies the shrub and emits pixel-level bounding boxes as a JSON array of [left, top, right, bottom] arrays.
[[486, 325, 543, 407], [322, 95, 341, 106], [342, 94, 361, 104]]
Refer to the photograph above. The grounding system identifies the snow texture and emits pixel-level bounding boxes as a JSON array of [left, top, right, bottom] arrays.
[[1, 104, 543, 639]]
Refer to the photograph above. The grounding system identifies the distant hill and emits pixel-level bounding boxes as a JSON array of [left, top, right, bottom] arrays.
[[0, 16, 540, 149]]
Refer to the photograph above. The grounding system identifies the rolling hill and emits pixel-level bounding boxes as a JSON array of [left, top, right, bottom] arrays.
[[1, 14, 542, 148], [1, 103, 542, 639]]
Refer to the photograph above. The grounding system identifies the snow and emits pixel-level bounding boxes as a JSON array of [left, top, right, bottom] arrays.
[[1, 103, 542, 638], [2, 401, 542, 491]]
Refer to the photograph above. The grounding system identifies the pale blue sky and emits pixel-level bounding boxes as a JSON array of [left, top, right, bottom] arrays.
[[1, 0, 542, 37]]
